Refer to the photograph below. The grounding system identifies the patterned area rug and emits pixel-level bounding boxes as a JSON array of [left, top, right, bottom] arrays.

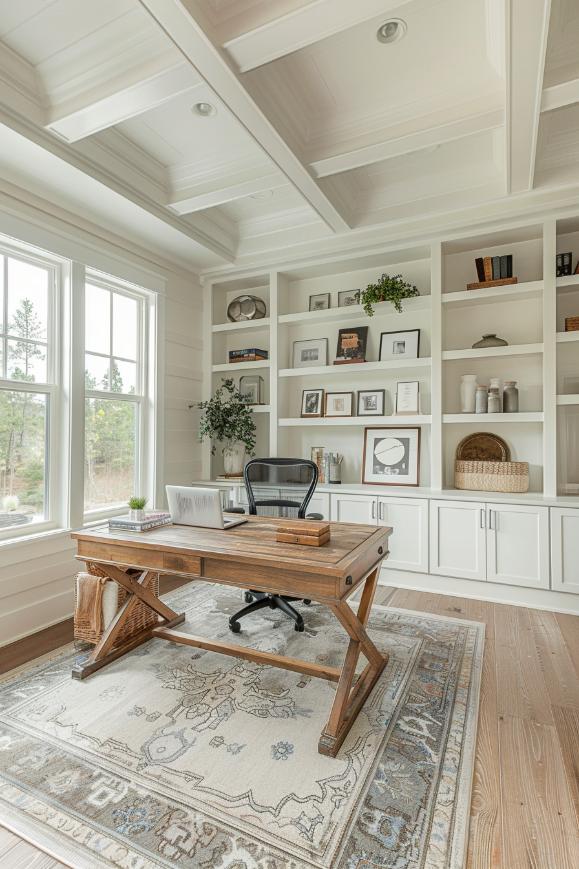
[[0, 583, 484, 869]]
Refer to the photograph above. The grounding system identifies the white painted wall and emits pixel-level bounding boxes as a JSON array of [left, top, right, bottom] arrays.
[[0, 182, 203, 647]]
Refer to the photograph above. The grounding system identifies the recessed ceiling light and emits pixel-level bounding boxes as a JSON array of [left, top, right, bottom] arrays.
[[376, 19, 407, 44], [192, 102, 216, 117]]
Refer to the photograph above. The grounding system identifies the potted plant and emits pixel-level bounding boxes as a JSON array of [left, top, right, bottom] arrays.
[[357, 273, 419, 315], [128, 496, 147, 521], [198, 378, 256, 476]]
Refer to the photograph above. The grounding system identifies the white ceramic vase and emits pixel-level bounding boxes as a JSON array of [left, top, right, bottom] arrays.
[[460, 374, 477, 413], [223, 443, 245, 477], [129, 509, 146, 521]]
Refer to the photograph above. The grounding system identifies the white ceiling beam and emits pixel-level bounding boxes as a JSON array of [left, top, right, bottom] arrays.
[[506, 0, 552, 193], [541, 77, 579, 113], [169, 168, 286, 214], [46, 63, 200, 143], [221, 0, 414, 73], [310, 109, 504, 178], [138, 0, 350, 233]]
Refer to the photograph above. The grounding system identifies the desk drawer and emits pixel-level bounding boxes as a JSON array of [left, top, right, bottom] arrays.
[[78, 541, 164, 569], [163, 553, 202, 575]]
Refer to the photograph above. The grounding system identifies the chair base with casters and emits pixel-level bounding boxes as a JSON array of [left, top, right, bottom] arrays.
[[226, 457, 321, 635], [229, 591, 311, 633]]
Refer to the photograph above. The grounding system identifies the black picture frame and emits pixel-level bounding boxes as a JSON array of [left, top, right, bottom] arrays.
[[357, 389, 386, 416], [335, 326, 368, 362], [379, 329, 420, 361], [301, 388, 324, 417]]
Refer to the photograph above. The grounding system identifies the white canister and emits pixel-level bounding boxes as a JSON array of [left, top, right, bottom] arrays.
[[460, 374, 477, 413]]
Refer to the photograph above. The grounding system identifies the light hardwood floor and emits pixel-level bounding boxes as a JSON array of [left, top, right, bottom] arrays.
[[1, 581, 578, 869]]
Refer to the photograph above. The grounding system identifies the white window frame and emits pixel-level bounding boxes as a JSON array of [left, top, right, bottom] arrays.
[[0, 241, 62, 542], [82, 271, 156, 523]]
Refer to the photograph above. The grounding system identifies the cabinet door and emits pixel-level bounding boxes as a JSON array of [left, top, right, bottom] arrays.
[[486, 504, 549, 588], [331, 493, 377, 524], [378, 497, 428, 573], [430, 500, 486, 580], [551, 508, 579, 594], [306, 492, 331, 521]]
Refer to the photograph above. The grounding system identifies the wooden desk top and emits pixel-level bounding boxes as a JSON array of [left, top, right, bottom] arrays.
[[73, 516, 392, 580]]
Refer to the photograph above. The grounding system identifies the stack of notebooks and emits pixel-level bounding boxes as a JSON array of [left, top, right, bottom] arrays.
[[108, 512, 171, 532], [228, 348, 269, 363], [474, 254, 513, 282]]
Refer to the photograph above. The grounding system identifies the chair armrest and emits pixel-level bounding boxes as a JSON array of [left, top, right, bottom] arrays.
[[225, 506, 245, 514], [306, 512, 323, 521]]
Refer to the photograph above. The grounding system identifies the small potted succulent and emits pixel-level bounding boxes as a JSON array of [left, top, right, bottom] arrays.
[[128, 496, 147, 522], [357, 273, 419, 315], [198, 379, 256, 476]]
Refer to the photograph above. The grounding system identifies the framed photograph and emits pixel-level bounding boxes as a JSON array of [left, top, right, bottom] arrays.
[[338, 290, 360, 307], [292, 338, 328, 368], [357, 389, 385, 416], [239, 375, 264, 405], [379, 329, 420, 361], [395, 380, 419, 414], [325, 391, 354, 417], [362, 426, 421, 487], [556, 252, 573, 277], [301, 388, 324, 418], [309, 292, 330, 312], [335, 326, 368, 363]]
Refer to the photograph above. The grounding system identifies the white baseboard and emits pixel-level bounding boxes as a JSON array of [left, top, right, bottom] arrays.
[[380, 567, 579, 616]]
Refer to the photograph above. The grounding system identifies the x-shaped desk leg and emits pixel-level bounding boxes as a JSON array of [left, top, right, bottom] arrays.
[[318, 567, 388, 757]]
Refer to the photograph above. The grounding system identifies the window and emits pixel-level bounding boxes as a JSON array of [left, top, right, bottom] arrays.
[[84, 279, 145, 514], [0, 249, 56, 536]]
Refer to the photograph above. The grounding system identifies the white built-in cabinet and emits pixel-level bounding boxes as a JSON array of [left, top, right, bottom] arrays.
[[430, 499, 549, 588], [378, 497, 429, 573], [551, 508, 579, 594], [308, 492, 330, 520], [331, 492, 377, 524]]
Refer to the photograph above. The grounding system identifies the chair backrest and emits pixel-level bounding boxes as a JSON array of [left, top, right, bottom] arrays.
[[243, 458, 318, 519]]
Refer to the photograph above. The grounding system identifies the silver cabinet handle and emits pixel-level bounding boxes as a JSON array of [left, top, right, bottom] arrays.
[[480, 507, 485, 529], [371, 501, 376, 520], [379, 501, 384, 521], [489, 508, 494, 530]]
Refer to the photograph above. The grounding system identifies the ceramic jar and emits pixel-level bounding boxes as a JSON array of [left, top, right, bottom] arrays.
[[460, 374, 477, 413], [472, 334, 509, 348], [223, 443, 245, 476], [475, 385, 488, 414], [488, 388, 501, 413], [503, 380, 519, 413]]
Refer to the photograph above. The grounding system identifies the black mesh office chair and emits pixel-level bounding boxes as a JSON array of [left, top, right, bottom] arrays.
[[228, 457, 322, 634]]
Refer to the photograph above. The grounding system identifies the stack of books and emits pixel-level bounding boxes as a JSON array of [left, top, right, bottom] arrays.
[[108, 512, 171, 532], [228, 348, 269, 363], [474, 255, 513, 282]]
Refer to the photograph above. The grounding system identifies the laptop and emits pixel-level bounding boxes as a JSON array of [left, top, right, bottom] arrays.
[[166, 485, 247, 530]]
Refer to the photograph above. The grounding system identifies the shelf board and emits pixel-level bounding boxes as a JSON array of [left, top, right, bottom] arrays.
[[556, 330, 579, 343], [442, 343, 543, 361], [212, 360, 271, 372], [212, 318, 270, 333], [556, 274, 579, 289], [556, 395, 579, 406], [442, 280, 543, 308], [279, 358, 432, 378], [279, 415, 431, 427], [278, 295, 430, 326], [443, 412, 544, 423], [249, 404, 271, 413]]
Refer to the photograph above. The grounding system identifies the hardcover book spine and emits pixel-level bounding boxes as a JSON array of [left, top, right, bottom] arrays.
[[483, 256, 493, 281], [500, 255, 508, 278], [492, 256, 501, 280], [475, 257, 485, 281]]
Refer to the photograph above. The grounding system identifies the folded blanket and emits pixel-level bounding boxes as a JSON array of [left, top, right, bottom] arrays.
[[75, 572, 108, 638]]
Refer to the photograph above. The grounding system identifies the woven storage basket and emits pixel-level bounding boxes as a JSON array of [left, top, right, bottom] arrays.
[[455, 460, 529, 493], [74, 563, 160, 645]]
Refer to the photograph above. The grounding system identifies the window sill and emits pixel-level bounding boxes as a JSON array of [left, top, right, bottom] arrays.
[[0, 524, 72, 554]]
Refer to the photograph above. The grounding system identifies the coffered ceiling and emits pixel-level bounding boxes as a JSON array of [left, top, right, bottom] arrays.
[[0, 0, 578, 271]]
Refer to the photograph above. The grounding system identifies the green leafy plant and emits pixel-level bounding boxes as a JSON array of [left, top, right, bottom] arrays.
[[198, 379, 256, 456], [128, 496, 147, 510], [357, 273, 419, 315]]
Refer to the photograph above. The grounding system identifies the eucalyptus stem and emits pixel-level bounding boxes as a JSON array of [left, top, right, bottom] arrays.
[[197, 378, 256, 456]]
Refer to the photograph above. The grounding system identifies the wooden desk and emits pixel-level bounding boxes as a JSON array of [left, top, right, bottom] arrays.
[[71, 516, 392, 756]]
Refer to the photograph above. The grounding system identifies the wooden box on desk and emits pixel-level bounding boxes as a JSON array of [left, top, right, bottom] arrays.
[[276, 520, 331, 547]]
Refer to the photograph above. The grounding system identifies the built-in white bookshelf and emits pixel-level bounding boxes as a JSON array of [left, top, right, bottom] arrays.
[[202, 219, 579, 497]]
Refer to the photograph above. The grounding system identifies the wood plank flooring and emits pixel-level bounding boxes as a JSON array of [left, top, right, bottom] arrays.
[[0, 581, 578, 868]]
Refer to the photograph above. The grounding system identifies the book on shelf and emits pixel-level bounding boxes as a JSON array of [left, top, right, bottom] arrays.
[[108, 512, 172, 532], [228, 348, 269, 362], [499, 254, 513, 278], [483, 256, 493, 281], [492, 255, 501, 280], [475, 257, 485, 281]]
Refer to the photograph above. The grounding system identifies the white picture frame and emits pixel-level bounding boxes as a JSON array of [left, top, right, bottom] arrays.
[[395, 380, 419, 414], [362, 426, 420, 486], [292, 338, 328, 369], [379, 329, 420, 361], [325, 391, 354, 417]]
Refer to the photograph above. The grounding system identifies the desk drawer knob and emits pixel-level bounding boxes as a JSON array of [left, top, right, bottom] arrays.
[[346, 575, 353, 585], [378, 546, 384, 555]]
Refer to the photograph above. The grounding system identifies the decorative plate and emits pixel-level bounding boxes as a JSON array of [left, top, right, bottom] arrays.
[[227, 295, 267, 322], [455, 432, 511, 462]]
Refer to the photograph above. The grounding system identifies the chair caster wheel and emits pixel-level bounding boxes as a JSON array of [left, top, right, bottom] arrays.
[[303, 599, 311, 606], [229, 621, 241, 633], [295, 622, 305, 632], [244, 592, 254, 603]]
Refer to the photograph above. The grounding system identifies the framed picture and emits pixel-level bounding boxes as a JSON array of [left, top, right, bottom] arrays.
[[556, 252, 573, 277], [309, 292, 330, 312], [325, 391, 354, 417], [357, 389, 385, 416], [335, 326, 368, 363], [395, 380, 419, 414], [362, 426, 421, 486], [338, 290, 359, 307], [301, 388, 324, 417], [292, 338, 328, 368], [379, 329, 420, 361], [239, 375, 264, 405]]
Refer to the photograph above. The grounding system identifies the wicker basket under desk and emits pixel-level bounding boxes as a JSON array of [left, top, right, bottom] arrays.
[[74, 563, 160, 645], [454, 460, 529, 493]]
